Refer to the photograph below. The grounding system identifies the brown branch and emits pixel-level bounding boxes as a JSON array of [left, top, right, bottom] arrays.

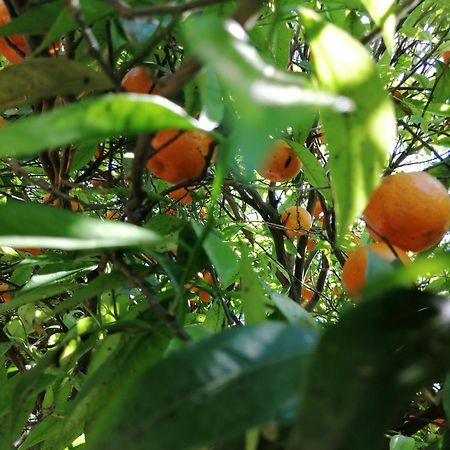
[[65, 0, 120, 90], [125, 134, 152, 224]]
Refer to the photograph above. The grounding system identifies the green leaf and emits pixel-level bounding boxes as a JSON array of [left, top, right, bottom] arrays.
[[239, 247, 268, 325], [299, 8, 396, 241], [192, 222, 239, 287], [0, 1, 61, 36], [50, 271, 128, 317], [361, 0, 396, 53], [182, 14, 351, 175], [35, 0, 114, 53], [390, 435, 416, 450], [288, 288, 450, 450], [288, 140, 332, 204], [42, 332, 169, 450], [86, 322, 317, 450], [0, 266, 94, 314], [0, 58, 113, 110], [0, 94, 203, 158], [0, 201, 161, 250], [270, 292, 317, 328]]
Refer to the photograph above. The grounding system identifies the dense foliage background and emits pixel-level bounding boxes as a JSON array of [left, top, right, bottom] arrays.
[[0, 0, 449, 449]]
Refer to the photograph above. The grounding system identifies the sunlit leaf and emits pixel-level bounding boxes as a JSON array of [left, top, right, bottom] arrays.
[[0, 94, 203, 158], [0, 201, 161, 250], [299, 8, 396, 241]]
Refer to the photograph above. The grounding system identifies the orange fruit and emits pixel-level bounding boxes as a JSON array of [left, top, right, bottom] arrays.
[[121, 66, 158, 94], [364, 172, 450, 252], [105, 210, 119, 220], [53, 197, 79, 212], [301, 285, 314, 301], [313, 201, 323, 218], [281, 206, 312, 239], [0, 1, 28, 63], [444, 51, 450, 65], [43, 193, 52, 204], [342, 242, 409, 298], [18, 247, 41, 256], [257, 140, 302, 182], [0, 283, 11, 303], [147, 130, 214, 184], [168, 187, 193, 205]]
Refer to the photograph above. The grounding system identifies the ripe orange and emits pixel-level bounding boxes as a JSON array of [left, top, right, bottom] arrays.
[[0, 1, 27, 63], [257, 140, 302, 182], [43, 193, 52, 204], [301, 285, 314, 301], [313, 201, 323, 218], [121, 66, 158, 94], [105, 210, 119, 220], [364, 172, 450, 252], [342, 242, 409, 298], [147, 130, 214, 184], [53, 197, 79, 212], [168, 187, 193, 205], [0, 283, 11, 302], [18, 247, 41, 256], [281, 206, 312, 239], [444, 51, 450, 65], [185, 270, 217, 304]]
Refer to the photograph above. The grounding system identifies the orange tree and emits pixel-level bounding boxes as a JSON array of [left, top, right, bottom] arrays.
[[0, 1, 449, 449]]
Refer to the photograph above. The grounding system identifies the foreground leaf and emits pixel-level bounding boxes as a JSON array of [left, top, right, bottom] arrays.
[[300, 8, 396, 240], [0, 94, 203, 158], [288, 288, 450, 450], [182, 15, 351, 174], [87, 322, 318, 450], [0, 58, 113, 110], [0, 201, 161, 250]]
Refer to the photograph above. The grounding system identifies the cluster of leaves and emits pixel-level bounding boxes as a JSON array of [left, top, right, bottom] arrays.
[[0, 0, 449, 449]]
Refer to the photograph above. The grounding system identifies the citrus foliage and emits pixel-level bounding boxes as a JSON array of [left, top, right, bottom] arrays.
[[0, 1, 449, 449]]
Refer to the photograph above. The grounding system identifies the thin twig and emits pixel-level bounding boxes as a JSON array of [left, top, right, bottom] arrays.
[[111, 253, 191, 341]]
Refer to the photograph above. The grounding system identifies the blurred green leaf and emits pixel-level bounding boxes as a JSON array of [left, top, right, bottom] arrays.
[[361, 0, 396, 53], [270, 292, 317, 328], [0, 94, 203, 158], [240, 247, 268, 325], [389, 435, 416, 450], [288, 288, 450, 450], [182, 14, 351, 176], [0, 58, 113, 110], [87, 322, 317, 450], [289, 140, 332, 204], [0, 201, 161, 250], [35, 0, 114, 53], [41, 332, 169, 450], [192, 222, 239, 287], [0, 1, 61, 36], [300, 8, 395, 241]]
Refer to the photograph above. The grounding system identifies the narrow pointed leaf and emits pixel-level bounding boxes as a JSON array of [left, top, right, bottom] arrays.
[[0, 94, 202, 158], [300, 8, 396, 241], [0, 201, 161, 250]]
